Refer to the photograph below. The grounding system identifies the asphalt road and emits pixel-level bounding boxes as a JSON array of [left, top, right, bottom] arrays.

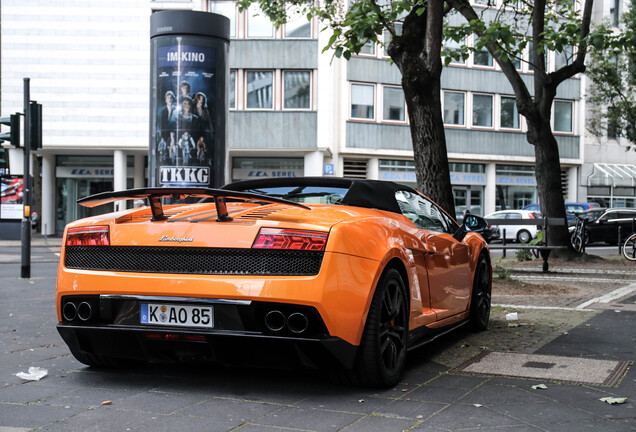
[[0, 244, 634, 431]]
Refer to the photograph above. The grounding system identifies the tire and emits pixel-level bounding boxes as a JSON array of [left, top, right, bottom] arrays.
[[623, 234, 636, 261], [353, 268, 408, 387], [70, 350, 143, 369], [517, 229, 531, 243], [469, 254, 491, 332]]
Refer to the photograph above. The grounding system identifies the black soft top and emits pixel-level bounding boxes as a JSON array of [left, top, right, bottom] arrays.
[[222, 177, 418, 214]]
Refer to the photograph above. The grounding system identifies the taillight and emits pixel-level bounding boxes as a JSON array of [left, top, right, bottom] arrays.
[[66, 226, 110, 246], [528, 213, 535, 219], [252, 228, 328, 251]]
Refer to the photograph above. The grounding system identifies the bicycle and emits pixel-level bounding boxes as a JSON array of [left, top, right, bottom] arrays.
[[570, 215, 586, 254], [623, 232, 636, 261]]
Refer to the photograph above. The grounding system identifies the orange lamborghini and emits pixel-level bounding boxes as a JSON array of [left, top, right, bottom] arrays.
[[56, 177, 492, 387]]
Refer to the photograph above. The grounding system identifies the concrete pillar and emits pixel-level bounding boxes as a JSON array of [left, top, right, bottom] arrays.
[[568, 166, 578, 202], [484, 163, 497, 215], [304, 151, 324, 176], [133, 154, 145, 188], [367, 158, 379, 180], [41, 154, 56, 236], [113, 150, 127, 212]]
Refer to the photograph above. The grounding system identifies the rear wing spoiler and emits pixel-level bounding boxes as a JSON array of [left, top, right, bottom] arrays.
[[77, 187, 310, 222]]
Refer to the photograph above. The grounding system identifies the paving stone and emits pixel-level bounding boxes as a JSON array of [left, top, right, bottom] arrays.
[[177, 396, 283, 423], [0, 402, 83, 429], [491, 401, 599, 428], [372, 399, 445, 420], [339, 415, 416, 431], [417, 403, 529, 430], [255, 407, 363, 432], [296, 394, 393, 415], [406, 384, 473, 404], [35, 407, 152, 432]]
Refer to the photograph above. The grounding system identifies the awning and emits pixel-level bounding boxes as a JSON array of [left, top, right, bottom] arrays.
[[587, 163, 636, 187]]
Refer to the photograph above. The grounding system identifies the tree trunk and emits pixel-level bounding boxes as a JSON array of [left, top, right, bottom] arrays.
[[390, 2, 455, 217], [403, 71, 454, 216], [528, 121, 574, 252]]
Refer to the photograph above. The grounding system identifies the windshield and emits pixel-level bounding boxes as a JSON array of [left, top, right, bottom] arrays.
[[581, 209, 606, 222], [235, 185, 349, 204]]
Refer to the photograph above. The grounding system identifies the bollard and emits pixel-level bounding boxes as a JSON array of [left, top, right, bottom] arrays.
[[503, 228, 507, 258]]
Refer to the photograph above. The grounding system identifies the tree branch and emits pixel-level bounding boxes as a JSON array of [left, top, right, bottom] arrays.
[[446, 0, 537, 120], [548, 0, 594, 87]]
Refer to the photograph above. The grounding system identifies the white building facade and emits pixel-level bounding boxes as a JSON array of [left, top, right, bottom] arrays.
[[1, 0, 586, 235]]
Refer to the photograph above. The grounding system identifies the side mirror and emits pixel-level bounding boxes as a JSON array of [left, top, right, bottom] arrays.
[[453, 214, 488, 242]]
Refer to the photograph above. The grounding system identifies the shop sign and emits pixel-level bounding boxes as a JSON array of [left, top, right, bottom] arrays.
[[380, 171, 417, 182], [56, 167, 134, 178], [379, 170, 486, 185], [496, 175, 536, 186], [232, 168, 303, 180]]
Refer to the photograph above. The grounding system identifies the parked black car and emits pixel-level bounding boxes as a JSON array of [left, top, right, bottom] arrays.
[[457, 213, 500, 243], [569, 208, 636, 245]]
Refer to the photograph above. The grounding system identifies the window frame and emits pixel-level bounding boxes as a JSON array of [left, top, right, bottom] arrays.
[[350, 82, 376, 121], [471, 93, 494, 129], [553, 99, 574, 134], [245, 70, 275, 110], [246, 4, 275, 39], [282, 70, 313, 110], [443, 90, 466, 127], [499, 95, 521, 131], [381, 84, 407, 124]]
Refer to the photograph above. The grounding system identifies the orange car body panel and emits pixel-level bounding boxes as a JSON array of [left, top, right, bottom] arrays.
[[56, 200, 488, 347]]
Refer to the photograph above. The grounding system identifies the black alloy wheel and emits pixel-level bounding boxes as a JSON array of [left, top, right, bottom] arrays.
[[469, 254, 491, 331], [356, 268, 408, 387]]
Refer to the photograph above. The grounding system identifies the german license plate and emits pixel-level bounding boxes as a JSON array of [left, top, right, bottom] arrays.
[[140, 303, 214, 328]]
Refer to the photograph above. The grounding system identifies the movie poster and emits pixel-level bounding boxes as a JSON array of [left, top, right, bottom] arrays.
[[0, 176, 24, 220], [152, 38, 217, 187]]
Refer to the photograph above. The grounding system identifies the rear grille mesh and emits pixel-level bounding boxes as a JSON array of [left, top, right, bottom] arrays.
[[65, 246, 324, 276]]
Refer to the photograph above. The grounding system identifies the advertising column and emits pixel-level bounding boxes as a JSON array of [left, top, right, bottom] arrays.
[[149, 11, 230, 188]]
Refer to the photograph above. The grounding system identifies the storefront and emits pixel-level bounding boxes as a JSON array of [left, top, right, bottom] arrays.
[[587, 163, 636, 208], [495, 164, 537, 211], [378, 160, 487, 217], [54, 156, 138, 233], [231, 157, 304, 182]]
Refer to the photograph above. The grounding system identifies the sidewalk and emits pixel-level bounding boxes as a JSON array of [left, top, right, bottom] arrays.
[[0, 246, 634, 431]]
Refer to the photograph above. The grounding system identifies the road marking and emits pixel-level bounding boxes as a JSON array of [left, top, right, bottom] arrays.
[[512, 274, 635, 283], [493, 303, 593, 311], [575, 284, 636, 310]]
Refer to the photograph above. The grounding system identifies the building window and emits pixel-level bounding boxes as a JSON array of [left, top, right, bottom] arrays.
[[554, 100, 573, 132], [500, 96, 520, 129], [229, 70, 236, 109], [472, 94, 493, 127], [209, 1, 237, 38], [351, 83, 375, 119], [283, 71, 311, 109], [284, 8, 311, 38], [247, 5, 274, 38], [383, 23, 403, 57], [383, 86, 406, 122], [554, 45, 574, 70], [359, 40, 375, 55], [473, 39, 493, 67], [443, 91, 465, 125], [608, 107, 619, 139], [444, 37, 466, 65], [246, 71, 273, 109]]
